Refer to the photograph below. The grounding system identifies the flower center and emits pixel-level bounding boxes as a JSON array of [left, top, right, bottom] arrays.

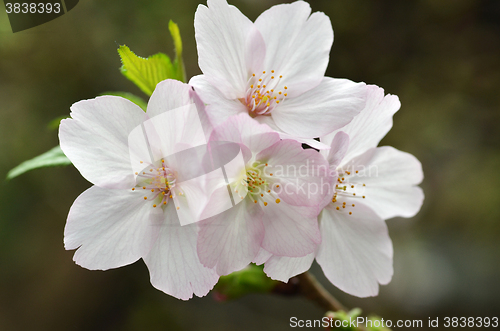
[[241, 70, 288, 117], [131, 159, 182, 209], [330, 169, 366, 215], [231, 162, 281, 206]]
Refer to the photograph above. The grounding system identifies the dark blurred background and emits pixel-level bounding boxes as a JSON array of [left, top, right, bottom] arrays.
[[1, 0, 499, 330]]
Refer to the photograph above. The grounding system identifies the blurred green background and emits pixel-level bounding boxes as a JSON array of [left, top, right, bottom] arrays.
[[1, 0, 499, 330]]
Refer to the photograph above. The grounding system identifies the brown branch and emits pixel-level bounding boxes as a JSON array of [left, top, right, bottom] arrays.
[[295, 271, 347, 312]]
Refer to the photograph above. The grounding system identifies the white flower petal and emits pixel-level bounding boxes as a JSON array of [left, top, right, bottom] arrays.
[[252, 248, 272, 265], [316, 203, 393, 297], [261, 202, 320, 257], [147, 79, 193, 118], [143, 80, 207, 161], [143, 202, 219, 300], [210, 113, 281, 155], [194, 0, 254, 99], [190, 75, 247, 128], [263, 253, 315, 282], [322, 85, 401, 162], [255, 1, 333, 96], [64, 186, 160, 270], [59, 96, 145, 188], [346, 146, 424, 219], [272, 78, 366, 138], [197, 199, 265, 275]]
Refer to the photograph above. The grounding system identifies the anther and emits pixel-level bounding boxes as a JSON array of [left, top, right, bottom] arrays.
[[276, 199, 281, 204], [144, 197, 147, 200]]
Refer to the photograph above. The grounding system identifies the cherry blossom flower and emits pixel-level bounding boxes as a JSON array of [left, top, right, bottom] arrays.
[[261, 85, 424, 297], [190, 0, 367, 147], [59, 80, 220, 300], [196, 113, 334, 276]]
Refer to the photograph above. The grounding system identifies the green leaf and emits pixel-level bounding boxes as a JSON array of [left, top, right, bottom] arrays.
[[118, 45, 177, 96], [213, 264, 278, 301], [117, 21, 186, 95], [6, 146, 72, 180], [168, 20, 186, 83], [100, 91, 148, 112]]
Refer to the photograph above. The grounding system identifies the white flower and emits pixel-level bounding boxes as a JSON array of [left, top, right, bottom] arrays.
[[59, 80, 220, 300], [261, 85, 424, 297], [190, 0, 367, 146], [196, 113, 334, 276]]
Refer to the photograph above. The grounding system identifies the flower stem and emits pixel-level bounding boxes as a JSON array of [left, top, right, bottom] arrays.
[[295, 271, 347, 312]]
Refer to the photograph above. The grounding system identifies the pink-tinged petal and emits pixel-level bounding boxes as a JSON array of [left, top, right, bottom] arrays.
[[64, 186, 160, 270], [316, 203, 393, 297], [345, 146, 424, 219], [190, 75, 247, 128], [144, 202, 219, 300], [322, 85, 401, 162], [190, 87, 215, 140], [197, 199, 265, 275], [210, 113, 281, 155], [194, 0, 254, 99], [257, 139, 333, 207], [254, 1, 333, 96], [59, 96, 145, 189], [261, 202, 320, 257], [245, 26, 266, 74], [252, 248, 272, 265], [254, 117, 331, 150], [325, 131, 350, 168], [272, 78, 366, 138], [263, 253, 315, 282]]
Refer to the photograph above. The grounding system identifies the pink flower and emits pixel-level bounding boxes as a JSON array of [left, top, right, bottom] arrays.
[[190, 0, 367, 147], [59, 80, 220, 300], [196, 113, 334, 276], [261, 85, 424, 297]]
